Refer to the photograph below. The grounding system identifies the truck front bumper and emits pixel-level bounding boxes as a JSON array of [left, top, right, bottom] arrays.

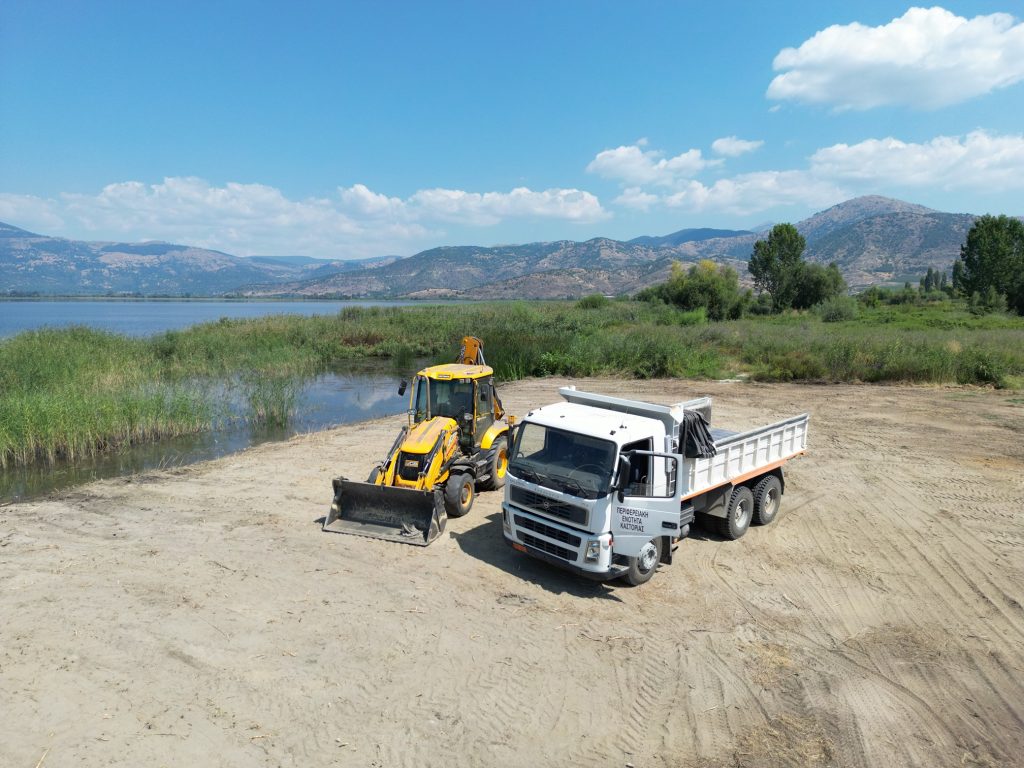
[[505, 537, 627, 582]]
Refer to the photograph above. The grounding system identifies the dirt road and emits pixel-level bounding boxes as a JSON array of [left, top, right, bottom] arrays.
[[2, 379, 1023, 767]]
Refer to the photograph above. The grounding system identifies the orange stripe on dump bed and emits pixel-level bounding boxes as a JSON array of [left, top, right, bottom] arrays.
[[679, 451, 805, 502]]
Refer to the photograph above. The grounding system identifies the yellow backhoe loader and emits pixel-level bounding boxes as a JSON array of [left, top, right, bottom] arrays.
[[323, 336, 512, 545]]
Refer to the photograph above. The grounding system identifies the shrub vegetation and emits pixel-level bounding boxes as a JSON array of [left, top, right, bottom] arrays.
[[2, 298, 1023, 468]]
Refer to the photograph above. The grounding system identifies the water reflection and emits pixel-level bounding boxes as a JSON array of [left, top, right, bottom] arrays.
[[1, 363, 416, 503]]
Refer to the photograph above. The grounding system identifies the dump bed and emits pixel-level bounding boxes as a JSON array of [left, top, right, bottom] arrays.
[[683, 413, 808, 498]]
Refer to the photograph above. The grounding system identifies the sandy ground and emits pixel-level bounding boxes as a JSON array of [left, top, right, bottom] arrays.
[[2, 378, 1023, 768]]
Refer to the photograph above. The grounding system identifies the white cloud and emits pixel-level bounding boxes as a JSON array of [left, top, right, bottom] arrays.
[[768, 7, 1024, 110], [613, 187, 660, 212], [662, 172, 845, 216], [711, 136, 764, 157], [594, 129, 1024, 217], [406, 186, 607, 225], [810, 130, 1024, 190], [586, 142, 717, 186], [0, 177, 607, 258]]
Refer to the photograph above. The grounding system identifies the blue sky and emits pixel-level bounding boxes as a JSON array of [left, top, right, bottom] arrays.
[[1, 1, 1022, 259]]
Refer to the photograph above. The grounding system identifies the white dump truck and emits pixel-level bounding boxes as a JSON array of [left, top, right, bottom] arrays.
[[502, 387, 809, 585]]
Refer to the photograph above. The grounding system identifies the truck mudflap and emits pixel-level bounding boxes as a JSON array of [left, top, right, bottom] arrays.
[[323, 477, 447, 546]]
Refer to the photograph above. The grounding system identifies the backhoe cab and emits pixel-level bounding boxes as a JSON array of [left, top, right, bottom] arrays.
[[323, 337, 511, 545]]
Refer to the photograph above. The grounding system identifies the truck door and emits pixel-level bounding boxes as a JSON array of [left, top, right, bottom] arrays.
[[611, 450, 684, 558]]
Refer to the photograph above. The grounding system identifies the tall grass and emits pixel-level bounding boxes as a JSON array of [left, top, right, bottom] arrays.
[[2, 301, 1023, 469]]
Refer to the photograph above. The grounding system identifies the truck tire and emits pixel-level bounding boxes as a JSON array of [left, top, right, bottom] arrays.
[[718, 485, 753, 540], [444, 472, 475, 517], [752, 474, 782, 525], [479, 437, 508, 491], [623, 537, 662, 586]]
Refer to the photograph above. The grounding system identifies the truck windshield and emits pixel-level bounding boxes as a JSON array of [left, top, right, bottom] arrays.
[[509, 422, 616, 498], [413, 378, 475, 421]]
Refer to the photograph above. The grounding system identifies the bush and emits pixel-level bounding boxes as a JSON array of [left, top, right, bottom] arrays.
[[576, 293, 610, 309], [639, 260, 751, 320], [815, 295, 859, 322]]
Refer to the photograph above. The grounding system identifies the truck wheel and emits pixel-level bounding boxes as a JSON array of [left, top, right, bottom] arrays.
[[752, 474, 782, 525], [623, 537, 662, 586], [718, 485, 753, 540], [444, 472, 475, 518], [479, 437, 508, 491]]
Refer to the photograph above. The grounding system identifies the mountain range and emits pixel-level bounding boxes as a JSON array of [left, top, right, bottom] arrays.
[[0, 196, 1000, 299]]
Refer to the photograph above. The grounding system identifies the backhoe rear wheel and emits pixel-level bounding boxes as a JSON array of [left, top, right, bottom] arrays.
[[444, 472, 475, 517], [480, 437, 509, 491]]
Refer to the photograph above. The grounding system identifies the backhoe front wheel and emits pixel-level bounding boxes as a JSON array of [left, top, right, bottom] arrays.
[[623, 537, 662, 586], [480, 437, 509, 491], [444, 472, 475, 517]]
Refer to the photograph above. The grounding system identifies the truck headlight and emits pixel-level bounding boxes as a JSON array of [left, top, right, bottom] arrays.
[[585, 539, 601, 561]]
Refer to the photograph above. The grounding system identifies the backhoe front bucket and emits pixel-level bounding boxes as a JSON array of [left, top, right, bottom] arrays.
[[323, 477, 447, 546]]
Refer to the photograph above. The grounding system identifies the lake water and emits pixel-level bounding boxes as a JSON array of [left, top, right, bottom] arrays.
[[0, 300, 444, 501], [0, 298, 445, 337]]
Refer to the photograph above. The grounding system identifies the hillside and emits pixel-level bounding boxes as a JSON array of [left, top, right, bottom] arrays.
[[0, 196, 1010, 298], [0, 223, 368, 295]]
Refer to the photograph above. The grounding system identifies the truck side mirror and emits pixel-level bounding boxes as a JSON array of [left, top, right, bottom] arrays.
[[614, 454, 631, 501], [398, 379, 407, 396]]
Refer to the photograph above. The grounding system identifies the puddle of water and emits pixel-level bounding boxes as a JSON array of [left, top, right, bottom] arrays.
[[0, 364, 417, 503]]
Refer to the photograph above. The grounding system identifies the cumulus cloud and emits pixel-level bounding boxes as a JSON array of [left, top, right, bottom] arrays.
[[810, 130, 1024, 190], [662, 172, 845, 216], [711, 136, 764, 157], [406, 186, 607, 225], [767, 7, 1024, 110], [594, 130, 1024, 217], [586, 142, 717, 186], [613, 187, 661, 212], [0, 177, 608, 258]]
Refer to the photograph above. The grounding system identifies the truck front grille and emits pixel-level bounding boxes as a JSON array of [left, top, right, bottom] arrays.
[[514, 515, 582, 548], [520, 533, 576, 562], [509, 486, 588, 528]]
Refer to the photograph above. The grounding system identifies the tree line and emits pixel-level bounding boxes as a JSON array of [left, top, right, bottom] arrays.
[[637, 214, 1024, 319], [637, 223, 845, 319]]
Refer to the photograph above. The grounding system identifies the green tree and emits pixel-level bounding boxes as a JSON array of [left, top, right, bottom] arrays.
[[639, 260, 751, 320], [952, 215, 1024, 315], [793, 262, 846, 309], [748, 224, 806, 311]]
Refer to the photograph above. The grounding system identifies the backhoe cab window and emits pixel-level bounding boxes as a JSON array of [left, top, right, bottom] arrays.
[[509, 422, 616, 497], [413, 378, 475, 421]]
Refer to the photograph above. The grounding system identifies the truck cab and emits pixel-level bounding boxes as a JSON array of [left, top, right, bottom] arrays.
[[503, 394, 690, 585]]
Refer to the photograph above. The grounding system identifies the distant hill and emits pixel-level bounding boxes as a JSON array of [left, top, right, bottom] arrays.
[[1, 196, 1014, 298], [0, 226, 383, 295], [627, 227, 752, 248]]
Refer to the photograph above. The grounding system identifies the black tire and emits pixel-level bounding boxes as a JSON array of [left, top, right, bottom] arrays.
[[444, 472, 475, 518], [479, 437, 509, 491], [718, 485, 754, 540], [623, 537, 663, 586], [366, 467, 381, 483], [752, 474, 782, 526]]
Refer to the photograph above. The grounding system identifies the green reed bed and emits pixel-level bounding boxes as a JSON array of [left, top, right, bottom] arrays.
[[0, 327, 212, 468], [2, 301, 1022, 469]]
